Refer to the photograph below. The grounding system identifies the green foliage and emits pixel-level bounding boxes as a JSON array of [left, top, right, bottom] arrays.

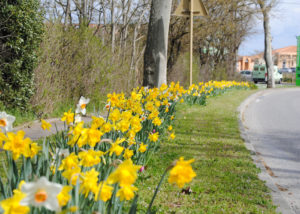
[[0, 0, 44, 110], [248, 82, 258, 90]]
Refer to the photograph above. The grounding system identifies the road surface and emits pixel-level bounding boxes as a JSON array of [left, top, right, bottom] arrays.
[[241, 88, 300, 214]]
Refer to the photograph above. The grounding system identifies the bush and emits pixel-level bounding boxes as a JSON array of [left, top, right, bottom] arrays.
[[0, 0, 44, 110], [32, 23, 135, 115]]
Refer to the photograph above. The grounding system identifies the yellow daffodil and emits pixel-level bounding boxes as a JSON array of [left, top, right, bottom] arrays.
[[138, 143, 147, 153], [148, 132, 159, 142], [91, 116, 105, 129], [123, 148, 134, 159], [3, 131, 32, 160], [94, 182, 113, 202], [41, 119, 52, 131], [145, 101, 154, 112], [168, 157, 196, 188], [152, 117, 162, 126], [101, 122, 112, 133], [87, 128, 103, 147], [62, 167, 81, 185], [57, 186, 72, 207], [29, 142, 41, 158], [68, 128, 88, 148], [165, 107, 169, 113], [107, 159, 141, 186], [121, 111, 132, 121], [78, 150, 103, 167], [116, 120, 130, 133], [0, 189, 29, 214], [61, 109, 74, 125], [116, 185, 138, 201], [148, 109, 159, 120], [168, 125, 173, 131], [59, 153, 79, 171], [109, 109, 121, 122], [80, 168, 99, 197], [0, 131, 7, 148], [169, 132, 175, 140], [109, 138, 125, 156], [107, 92, 120, 107]]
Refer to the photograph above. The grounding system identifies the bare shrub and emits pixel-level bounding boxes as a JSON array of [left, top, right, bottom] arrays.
[[32, 23, 135, 114]]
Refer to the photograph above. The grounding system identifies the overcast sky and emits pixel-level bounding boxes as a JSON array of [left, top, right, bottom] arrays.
[[238, 0, 300, 56]]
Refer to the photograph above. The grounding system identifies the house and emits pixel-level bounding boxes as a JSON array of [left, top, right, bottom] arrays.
[[237, 46, 297, 72]]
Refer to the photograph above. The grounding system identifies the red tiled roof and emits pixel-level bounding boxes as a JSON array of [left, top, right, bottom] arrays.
[[239, 46, 297, 59], [273, 46, 297, 54]]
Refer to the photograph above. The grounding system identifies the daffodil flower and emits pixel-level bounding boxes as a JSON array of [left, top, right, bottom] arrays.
[[75, 114, 82, 123], [41, 120, 52, 131], [116, 185, 138, 201], [138, 143, 147, 153], [20, 177, 63, 212], [0, 189, 29, 214], [0, 111, 15, 132], [75, 96, 90, 115], [168, 157, 196, 188]]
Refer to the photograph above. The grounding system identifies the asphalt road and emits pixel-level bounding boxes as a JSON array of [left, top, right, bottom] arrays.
[[242, 88, 300, 214]]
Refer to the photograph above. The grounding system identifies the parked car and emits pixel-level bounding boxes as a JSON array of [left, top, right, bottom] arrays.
[[240, 70, 252, 81], [291, 67, 296, 72], [279, 68, 292, 73], [252, 64, 282, 84]]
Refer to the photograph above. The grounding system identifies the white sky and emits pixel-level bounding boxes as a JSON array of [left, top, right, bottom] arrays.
[[239, 0, 300, 56]]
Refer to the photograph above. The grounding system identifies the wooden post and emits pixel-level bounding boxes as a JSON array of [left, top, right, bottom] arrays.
[[190, 0, 194, 86], [174, 0, 208, 86]]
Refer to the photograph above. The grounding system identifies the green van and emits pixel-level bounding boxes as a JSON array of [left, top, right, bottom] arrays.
[[252, 64, 282, 84]]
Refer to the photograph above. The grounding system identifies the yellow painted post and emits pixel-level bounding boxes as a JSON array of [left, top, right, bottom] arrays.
[[190, 0, 194, 86]]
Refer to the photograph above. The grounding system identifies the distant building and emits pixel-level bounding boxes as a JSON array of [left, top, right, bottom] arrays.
[[237, 46, 297, 72]]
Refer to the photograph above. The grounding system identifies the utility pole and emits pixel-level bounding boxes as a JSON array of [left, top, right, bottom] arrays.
[[189, 0, 194, 86], [174, 0, 208, 86]]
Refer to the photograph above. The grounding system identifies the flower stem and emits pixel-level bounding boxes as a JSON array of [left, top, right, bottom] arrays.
[[146, 168, 169, 214]]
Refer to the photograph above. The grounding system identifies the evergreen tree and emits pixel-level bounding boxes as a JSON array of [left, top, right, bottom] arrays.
[[0, 0, 44, 109]]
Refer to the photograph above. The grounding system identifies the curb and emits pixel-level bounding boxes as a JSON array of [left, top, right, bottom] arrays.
[[238, 89, 295, 214]]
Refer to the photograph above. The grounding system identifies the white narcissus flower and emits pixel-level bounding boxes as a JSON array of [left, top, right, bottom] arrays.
[[20, 177, 63, 212], [75, 114, 82, 123], [0, 111, 15, 132], [75, 96, 90, 115], [55, 148, 70, 158]]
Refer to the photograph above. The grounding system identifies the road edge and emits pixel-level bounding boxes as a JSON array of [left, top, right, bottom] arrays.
[[238, 89, 295, 214]]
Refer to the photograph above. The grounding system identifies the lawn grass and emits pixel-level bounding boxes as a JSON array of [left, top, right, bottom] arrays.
[[136, 89, 277, 213]]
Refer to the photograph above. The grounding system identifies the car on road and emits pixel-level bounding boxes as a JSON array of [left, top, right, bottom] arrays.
[[252, 64, 282, 84], [279, 68, 292, 73], [240, 70, 252, 82], [291, 67, 296, 72]]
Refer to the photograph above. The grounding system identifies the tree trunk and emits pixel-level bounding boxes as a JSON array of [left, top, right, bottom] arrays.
[[111, 0, 115, 53], [260, 2, 275, 88], [143, 0, 172, 88], [64, 0, 71, 25], [80, 0, 86, 25]]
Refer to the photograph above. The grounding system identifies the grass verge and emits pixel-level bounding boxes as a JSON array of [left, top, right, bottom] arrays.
[[136, 89, 277, 213]]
